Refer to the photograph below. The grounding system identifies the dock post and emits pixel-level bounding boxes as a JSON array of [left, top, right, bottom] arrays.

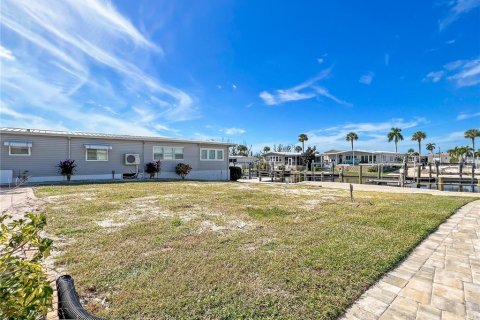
[[377, 164, 381, 179], [438, 177, 444, 191], [312, 164, 315, 181], [472, 163, 475, 188], [459, 163, 463, 183], [321, 171, 324, 182], [435, 162, 439, 186], [428, 163, 432, 182], [249, 163, 252, 180], [359, 165, 363, 184], [416, 165, 421, 188], [339, 167, 344, 183]]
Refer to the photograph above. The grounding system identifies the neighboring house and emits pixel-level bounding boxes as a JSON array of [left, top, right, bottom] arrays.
[[229, 155, 258, 169], [263, 152, 323, 169], [321, 150, 402, 165], [426, 153, 451, 164], [0, 127, 234, 184]]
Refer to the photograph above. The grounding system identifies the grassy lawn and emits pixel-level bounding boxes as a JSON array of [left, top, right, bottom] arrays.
[[37, 181, 473, 319]]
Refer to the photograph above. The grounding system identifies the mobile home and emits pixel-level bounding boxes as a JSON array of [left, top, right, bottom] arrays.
[[0, 128, 233, 184]]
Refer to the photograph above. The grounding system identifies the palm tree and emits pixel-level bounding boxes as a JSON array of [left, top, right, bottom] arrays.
[[237, 144, 248, 157], [447, 147, 461, 163], [426, 142, 436, 158], [345, 132, 358, 164], [263, 146, 270, 154], [294, 146, 303, 153], [464, 129, 480, 164], [411, 131, 426, 162], [387, 127, 404, 153], [298, 134, 308, 153], [457, 146, 473, 163]]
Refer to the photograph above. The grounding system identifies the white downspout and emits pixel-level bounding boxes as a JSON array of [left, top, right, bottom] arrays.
[[68, 137, 71, 158]]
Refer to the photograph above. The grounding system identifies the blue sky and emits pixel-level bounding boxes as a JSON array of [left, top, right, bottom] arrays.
[[0, 0, 479, 153]]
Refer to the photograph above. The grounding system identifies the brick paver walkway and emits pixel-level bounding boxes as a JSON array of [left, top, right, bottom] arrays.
[[342, 200, 480, 320]]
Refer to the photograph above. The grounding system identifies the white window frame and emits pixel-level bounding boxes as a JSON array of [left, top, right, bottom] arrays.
[[153, 146, 184, 161], [200, 148, 225, 161], [4, 141, 32, 156], [85, 149, 109, 161], [9, 146, 31, 156]]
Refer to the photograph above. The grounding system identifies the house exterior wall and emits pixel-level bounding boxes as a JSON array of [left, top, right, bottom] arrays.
[[0, 133, 230, 183], [322, 151, 402, 164]]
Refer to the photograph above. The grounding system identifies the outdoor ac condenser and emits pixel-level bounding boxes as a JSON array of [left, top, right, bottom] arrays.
[[125, 154, 140, 165]]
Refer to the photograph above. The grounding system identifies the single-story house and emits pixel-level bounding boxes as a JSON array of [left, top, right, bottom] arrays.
[[0, 127, 234, 184], [229, 155, 258, 169], [427, 153, 451, 164], [263, 152, 323, 168], [321, 150, 403, 165]]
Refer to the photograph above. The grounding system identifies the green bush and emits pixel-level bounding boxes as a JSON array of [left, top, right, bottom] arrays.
[[229, 166, 242, 181], [175, 163, 192, 179], [0, 213, 53, 320]]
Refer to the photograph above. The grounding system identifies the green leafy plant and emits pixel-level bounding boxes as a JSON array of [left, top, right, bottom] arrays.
[[145, 161, 161, 178], [175, 163, 192, 180], [0, 213, 53, 320], [301, 146, 317, 170], [229, 166, 242, 181]]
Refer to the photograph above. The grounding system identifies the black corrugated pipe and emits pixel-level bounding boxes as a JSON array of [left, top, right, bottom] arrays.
[[56, 275, 104, 320]]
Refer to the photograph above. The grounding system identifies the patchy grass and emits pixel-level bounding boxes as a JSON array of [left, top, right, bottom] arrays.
[[37, 181, 474, 319]]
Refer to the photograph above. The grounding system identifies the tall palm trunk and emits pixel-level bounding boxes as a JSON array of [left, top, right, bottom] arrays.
[[418, 141, 421, 164], [394, 139, 398, 153], [351, 140, 354, 164], [472, 138, 476, 169]]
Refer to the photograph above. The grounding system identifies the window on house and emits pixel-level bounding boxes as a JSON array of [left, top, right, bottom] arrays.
[[153, 147, 184, 160], [4, 141, 32, 156], [84, 144, 111, 161], [200, 148, 225, 161], [201, 149, 208, 160]]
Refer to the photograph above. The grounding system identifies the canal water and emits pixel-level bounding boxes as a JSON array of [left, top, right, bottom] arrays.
[[324, 176, 478, 193]]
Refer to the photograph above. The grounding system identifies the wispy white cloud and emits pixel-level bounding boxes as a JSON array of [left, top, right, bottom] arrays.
[[154, 124, 180, 134], [424, 57, 480, 87], [447, 58, 480, 87], [259, 67, 350, 106], [359, 72, 374, 85], [423, 71, 445, 83], [312, 86, 352, 107], [220, 127, 246, 135], [317, 58, 324, 64], [457, 111, 480, 120], [0, 45, 15, 60], [0, 0, 196, 135], [439, 0, 480, 30]]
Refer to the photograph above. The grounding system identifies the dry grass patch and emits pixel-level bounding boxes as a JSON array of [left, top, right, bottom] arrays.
[[36, 181, 475, 319]]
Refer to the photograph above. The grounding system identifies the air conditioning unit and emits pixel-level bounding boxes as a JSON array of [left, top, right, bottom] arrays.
[[125, 154, 140, 165]]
